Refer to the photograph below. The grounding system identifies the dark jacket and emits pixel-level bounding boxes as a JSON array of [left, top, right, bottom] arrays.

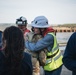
[[0, 51, 33, 75], [62, 32, 76, 75]]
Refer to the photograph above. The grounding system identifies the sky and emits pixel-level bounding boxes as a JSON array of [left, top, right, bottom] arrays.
[[0, 0, 76, 24]]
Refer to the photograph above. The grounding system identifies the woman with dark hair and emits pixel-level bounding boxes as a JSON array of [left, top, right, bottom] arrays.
[[0, 26, 33, 75]]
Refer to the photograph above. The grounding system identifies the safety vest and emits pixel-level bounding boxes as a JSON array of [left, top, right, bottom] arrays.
[[44, 33, 63, 71]]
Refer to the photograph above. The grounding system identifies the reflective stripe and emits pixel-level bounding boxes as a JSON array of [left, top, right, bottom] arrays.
[[52, 44, 59, 52], [45, 58, 52, 64], [47, 49, 59, 58], [45, 51, 61, 64], [54, 51, 62, 61], [48, 33, 59, 53]]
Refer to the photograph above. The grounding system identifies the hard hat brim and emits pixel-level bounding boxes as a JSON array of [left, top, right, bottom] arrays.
[[31, 23, 50, 28]]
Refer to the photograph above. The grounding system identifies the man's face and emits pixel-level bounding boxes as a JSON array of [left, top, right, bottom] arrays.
[[18, 25, 27, 33]]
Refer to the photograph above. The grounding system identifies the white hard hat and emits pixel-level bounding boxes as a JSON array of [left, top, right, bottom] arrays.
[[16, 16, 27, 25], [31, 16, 50, 28]]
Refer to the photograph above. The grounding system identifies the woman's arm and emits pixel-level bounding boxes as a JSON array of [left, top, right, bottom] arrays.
[[25, 34, 54, 51]]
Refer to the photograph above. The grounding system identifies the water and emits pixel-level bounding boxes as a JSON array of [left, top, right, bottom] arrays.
[[56, 32, 73, 43], [0, 24, 73, 51], [0, 24, 16, 31], [56, 32, 73, 50]]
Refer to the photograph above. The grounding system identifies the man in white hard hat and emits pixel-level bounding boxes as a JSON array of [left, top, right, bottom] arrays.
[[16, 16, 30, 36]]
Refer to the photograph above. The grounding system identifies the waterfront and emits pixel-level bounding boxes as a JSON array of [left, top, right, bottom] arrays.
[[0, 24, 73, 51], [0, 24, 73, 75], [56, 32, 73, 51]]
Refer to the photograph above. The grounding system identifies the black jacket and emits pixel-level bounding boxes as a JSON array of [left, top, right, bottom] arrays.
[[63, 32, 76, 75], [0, 51, 33, 75]]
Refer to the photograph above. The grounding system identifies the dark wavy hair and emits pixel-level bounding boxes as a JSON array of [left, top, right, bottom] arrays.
[[3, 26, 25, 75]]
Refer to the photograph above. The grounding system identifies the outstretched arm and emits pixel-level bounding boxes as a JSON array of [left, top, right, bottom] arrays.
[[25, 34, 54, 51]]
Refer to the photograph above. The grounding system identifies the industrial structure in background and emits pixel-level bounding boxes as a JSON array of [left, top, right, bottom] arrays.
[[52, 24, 76, 32]]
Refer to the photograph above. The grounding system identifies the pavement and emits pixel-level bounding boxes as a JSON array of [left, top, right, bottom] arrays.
[[40, 65, 72, 75], [61, 65, 72, 75]]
